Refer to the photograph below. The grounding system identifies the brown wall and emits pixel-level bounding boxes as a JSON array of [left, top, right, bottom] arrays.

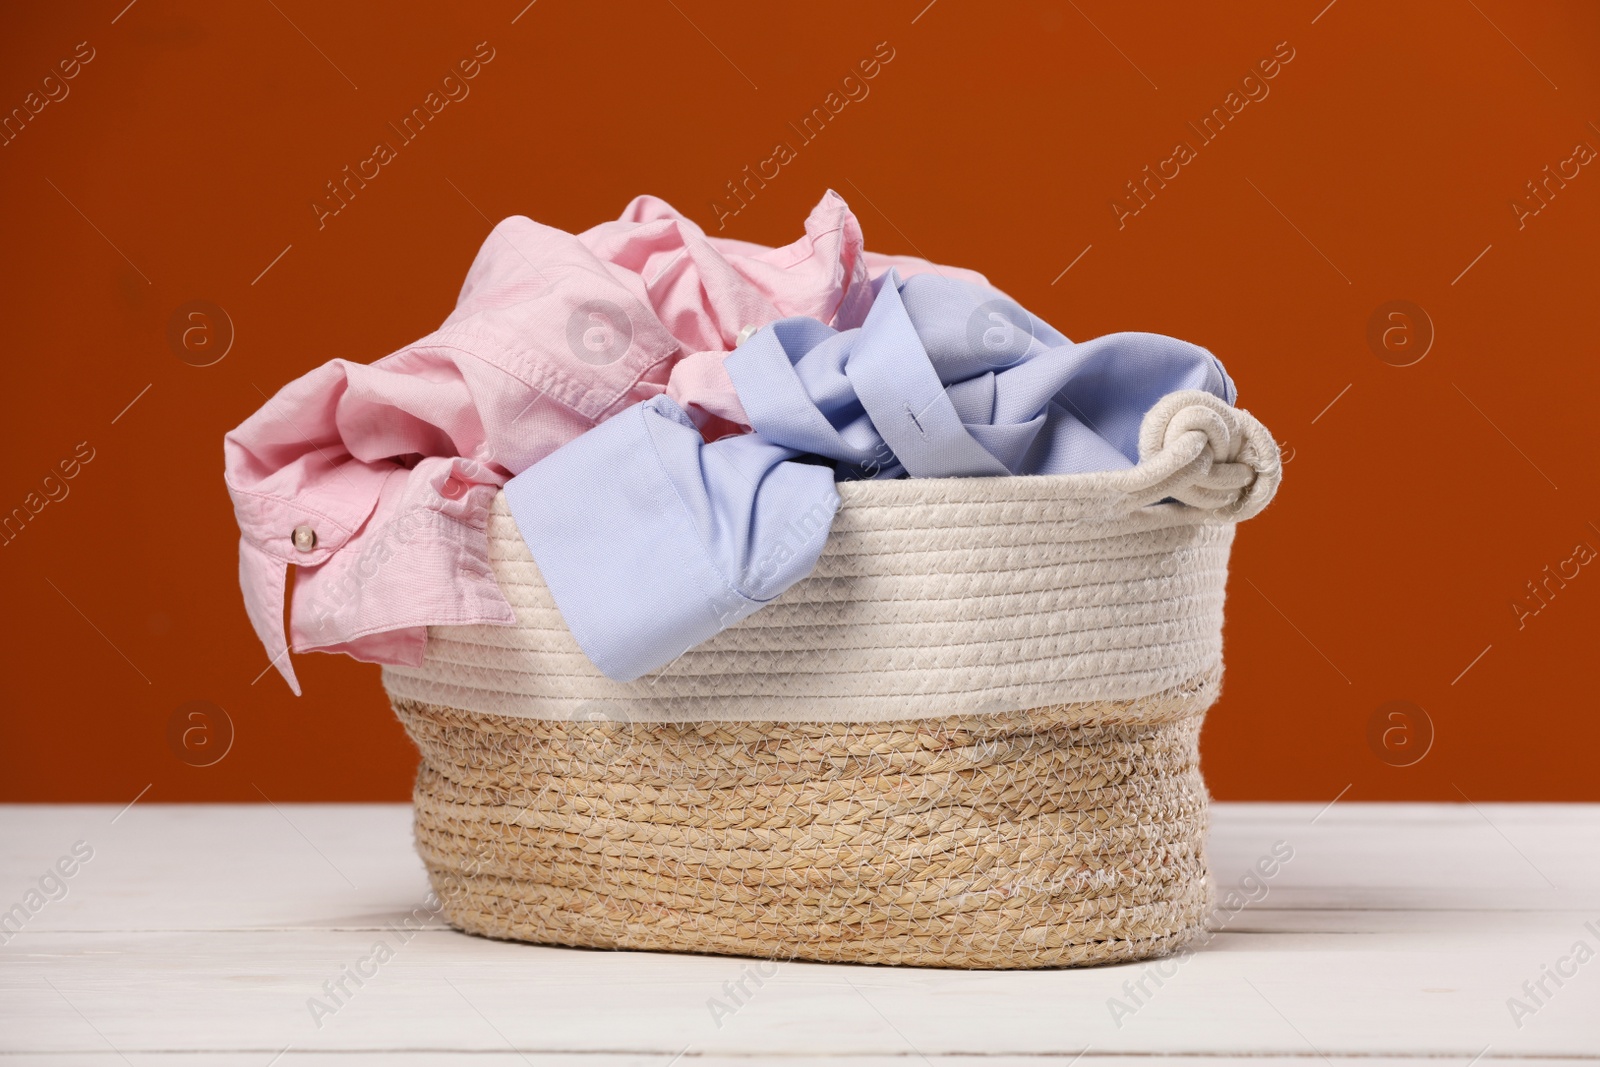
[[2, 1, 1596, 803]]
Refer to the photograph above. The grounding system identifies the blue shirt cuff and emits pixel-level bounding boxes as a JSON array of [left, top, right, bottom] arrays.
[[503, 395, 838, 682]]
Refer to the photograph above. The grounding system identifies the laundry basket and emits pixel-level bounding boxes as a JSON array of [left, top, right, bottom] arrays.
[[381, 390, 1281, 968]]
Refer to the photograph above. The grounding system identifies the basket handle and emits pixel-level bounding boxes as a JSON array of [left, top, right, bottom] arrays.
[[1118, 390, 1282, 521]]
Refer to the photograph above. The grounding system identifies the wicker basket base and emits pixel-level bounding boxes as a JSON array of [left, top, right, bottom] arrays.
[[393, 676, 1217, 969]]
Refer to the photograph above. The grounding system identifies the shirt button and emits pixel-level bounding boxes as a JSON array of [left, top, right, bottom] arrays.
[[736, 324, 759, 347], [291, 525, 317, 552]]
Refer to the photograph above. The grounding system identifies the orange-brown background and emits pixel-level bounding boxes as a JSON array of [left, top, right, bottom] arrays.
[[3, 1, 1596, 803]]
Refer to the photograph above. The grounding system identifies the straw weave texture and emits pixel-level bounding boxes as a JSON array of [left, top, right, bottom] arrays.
[[395, 669, 1215, 967]]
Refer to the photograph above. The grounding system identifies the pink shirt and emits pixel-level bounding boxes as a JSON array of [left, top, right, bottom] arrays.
[[224, 191, 987, 693]]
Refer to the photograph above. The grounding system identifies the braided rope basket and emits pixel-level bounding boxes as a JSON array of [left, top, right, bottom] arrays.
[[382, 390, 1281, 968]]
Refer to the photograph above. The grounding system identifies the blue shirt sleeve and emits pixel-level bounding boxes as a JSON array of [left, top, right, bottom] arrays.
[[503, 394, 840, 682]]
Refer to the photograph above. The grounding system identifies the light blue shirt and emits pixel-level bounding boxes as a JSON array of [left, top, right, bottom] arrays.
[[504, 272, 1235, 681]]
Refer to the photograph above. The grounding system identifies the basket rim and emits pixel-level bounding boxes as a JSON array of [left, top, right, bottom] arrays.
[[831, 388, 1280, 523]]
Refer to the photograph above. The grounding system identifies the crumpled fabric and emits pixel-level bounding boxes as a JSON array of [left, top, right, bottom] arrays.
[[505, 271, 1236, 682], [224, 191, 985, 693]]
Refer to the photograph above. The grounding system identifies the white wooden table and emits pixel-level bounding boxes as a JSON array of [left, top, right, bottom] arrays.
[[1, 803, 1595, 1064]]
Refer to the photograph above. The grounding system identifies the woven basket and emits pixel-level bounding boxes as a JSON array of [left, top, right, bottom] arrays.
[[383, 390, 1281, 968]]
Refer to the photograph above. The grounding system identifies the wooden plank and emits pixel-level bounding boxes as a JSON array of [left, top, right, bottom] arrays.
[[2, 803, 1598, 1057], [6, 806, 1593, 927], [0, 804, 427, 933], [3, 913, 1597, 1053], [1, 1059, 1596, 1066], [1209, 802, 1600, 911], [3, 803, 1595, 933]]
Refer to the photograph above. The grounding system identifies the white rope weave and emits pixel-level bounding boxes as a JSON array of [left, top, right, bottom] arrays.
[[381, 390, 1281, 722]]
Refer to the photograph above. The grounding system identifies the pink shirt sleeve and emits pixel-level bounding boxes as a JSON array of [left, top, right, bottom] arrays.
[[225, 190, 978, 692]]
